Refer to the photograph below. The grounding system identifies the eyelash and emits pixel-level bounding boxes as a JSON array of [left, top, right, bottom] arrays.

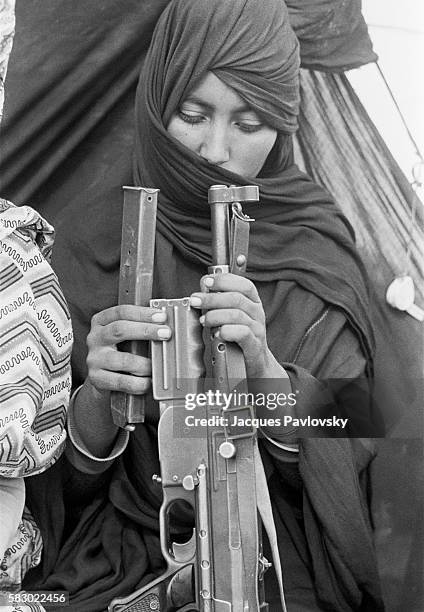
[[178, 111, 204, 125], [177, 110, 263, 133]]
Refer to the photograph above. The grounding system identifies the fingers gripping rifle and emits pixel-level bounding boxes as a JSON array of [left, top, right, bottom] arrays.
[[109, 186, 285, 611]]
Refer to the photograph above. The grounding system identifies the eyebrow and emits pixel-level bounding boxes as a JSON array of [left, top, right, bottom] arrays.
[[183, 95, 252, 114]]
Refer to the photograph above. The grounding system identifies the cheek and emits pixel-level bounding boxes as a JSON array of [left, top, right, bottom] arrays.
[[240, 131, 277, 174], [167, 117, 200, 153], [257, 131, 278, 161]]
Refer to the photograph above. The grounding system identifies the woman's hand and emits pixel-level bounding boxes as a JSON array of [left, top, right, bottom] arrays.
[[70, 304, 171, 460], [86, 304, 172, 397], [190, 274, 287, 379]]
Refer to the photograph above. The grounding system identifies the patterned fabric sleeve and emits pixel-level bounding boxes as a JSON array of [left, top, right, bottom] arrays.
[[0, 199, 73, 478]]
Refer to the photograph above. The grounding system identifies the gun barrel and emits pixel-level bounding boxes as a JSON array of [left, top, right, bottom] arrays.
[[208, 184, 258, 272], [210, 202, 230, 266]]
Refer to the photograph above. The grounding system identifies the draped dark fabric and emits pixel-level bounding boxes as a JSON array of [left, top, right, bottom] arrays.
[[293, 68, 423, 433], [293, 69, 423, 611], [0, 0, 376, 210], [286, 0, 377, 72], [0, 0, 420, 610]]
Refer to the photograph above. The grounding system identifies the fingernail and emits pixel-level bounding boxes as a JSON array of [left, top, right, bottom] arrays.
[[157, 327, 171, 339], [203, 277, 214, 288], [190, 296, 202, 307], [199, 315, 205, 325], [152, 311, 166, 323]]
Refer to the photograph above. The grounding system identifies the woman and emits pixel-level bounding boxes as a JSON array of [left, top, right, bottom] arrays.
[[24, 0, 384, 610]]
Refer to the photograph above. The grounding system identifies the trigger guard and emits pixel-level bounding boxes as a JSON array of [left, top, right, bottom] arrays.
[[172, 529, 196, 562]]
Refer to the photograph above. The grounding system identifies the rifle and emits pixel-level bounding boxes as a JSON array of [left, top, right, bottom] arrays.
[[109, 185, 287, 612]]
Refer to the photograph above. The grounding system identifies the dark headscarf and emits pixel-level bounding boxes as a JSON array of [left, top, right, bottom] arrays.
[[138, 0, 300, 132], [134, 0, 375, 362]]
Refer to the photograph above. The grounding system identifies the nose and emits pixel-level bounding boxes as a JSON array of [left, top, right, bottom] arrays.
[[199, 123, 230, 166]]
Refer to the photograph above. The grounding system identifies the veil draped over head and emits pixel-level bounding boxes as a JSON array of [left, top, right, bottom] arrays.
[[134, 0, 374, 359]]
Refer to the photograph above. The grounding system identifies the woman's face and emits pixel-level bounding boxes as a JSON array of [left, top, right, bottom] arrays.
[[167, 72, 277, 177]]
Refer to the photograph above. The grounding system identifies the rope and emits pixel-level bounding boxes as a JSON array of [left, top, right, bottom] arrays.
[[375, 62, 423, 164], [375, 62, 423, 274]]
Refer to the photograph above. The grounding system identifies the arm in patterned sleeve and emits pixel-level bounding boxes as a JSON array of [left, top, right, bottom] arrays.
[[0, 199, 72, 590], [0, 199, 73, 478]]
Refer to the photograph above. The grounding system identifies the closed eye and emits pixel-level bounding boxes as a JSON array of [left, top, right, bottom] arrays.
[[235, 121, 264, 134], [178, 110, 206, 125]]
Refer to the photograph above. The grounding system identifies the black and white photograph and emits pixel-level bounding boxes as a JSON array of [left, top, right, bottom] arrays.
[[0, 1, 422, 611]]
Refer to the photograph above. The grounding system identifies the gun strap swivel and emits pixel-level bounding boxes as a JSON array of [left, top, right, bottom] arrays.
[[229, 202, 253, 275]]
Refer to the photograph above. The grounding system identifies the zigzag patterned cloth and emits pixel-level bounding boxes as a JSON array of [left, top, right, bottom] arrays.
[[0, 199, 72, 592]]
